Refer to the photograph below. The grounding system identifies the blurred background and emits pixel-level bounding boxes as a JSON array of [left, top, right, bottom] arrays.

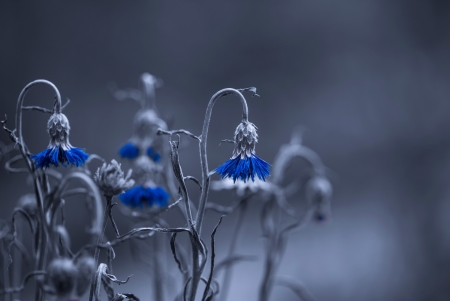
[[1, 1, 450, 300]]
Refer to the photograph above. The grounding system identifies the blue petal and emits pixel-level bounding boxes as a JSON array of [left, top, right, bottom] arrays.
[[119, 142, 140, 159], [30, 146, 89, 169], [216, 153, 271, 183], [146, 147, 161, 163], [150, 187, 169, 207], [64, 147, 89, 167], [30, 147, 60, 169], [119, 186, 169, 208], [119, 186, 147, 208]]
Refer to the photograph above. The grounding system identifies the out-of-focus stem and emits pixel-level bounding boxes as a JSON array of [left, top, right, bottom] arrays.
[[89, 196, 111, 301], [220, 200, 248, 301], [152, 233, 164, 301]]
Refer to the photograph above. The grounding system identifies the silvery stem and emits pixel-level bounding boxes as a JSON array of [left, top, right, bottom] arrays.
[[196, 88, 249, 236], [220, 199, 248, 301]]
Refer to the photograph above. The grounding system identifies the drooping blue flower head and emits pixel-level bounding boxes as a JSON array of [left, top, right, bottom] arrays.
[[146, 146, 161, 162], [119, 185, 169, 208], [30, 113, 89, 169], [119, 142, 140, 159], [216, 121, 270, 183]]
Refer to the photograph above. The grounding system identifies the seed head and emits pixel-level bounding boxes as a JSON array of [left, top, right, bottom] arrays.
[[232, 121, 258, 159], [74, 256, 96, 297], [47, 258, 77, 298], [94, 160, 135, 197]]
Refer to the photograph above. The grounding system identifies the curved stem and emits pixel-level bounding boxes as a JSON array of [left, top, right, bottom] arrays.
[[196, 88, 248, 235], [16, 80, 62, 171]]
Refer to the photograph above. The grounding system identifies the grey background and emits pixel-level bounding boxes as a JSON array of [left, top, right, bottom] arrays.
[[1, 1, 450, 300]]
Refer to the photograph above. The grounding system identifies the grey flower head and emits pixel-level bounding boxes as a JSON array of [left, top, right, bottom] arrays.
[[133, 109, 167, 143], [47, 258, 78, 298], [132, 155, 159, 183], [47, 113, 72, 150], [232, 121, 258, 159], [306, 176, 332, 222], [17, 194, 37, 216], [75, 256, 96, 297], [94, 160, 135, 197]]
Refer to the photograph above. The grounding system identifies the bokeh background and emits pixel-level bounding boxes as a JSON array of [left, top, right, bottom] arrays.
[[2, 1, 450, 300]]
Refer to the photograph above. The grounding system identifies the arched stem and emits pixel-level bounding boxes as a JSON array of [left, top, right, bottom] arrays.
[[14, 80, 61, 301], [15, 80, 62, 171], [196, 88, 248, 235]]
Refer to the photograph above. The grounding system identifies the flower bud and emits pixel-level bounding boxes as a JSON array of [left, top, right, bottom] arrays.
[[232, 121, 258, 159], [47, 113, 71, 149], [94, 160, 135, 197], [47, 258, 77, 298], [17, 194, 37, 216], [306, 176, 332, 222], [75, 256, 96, 297]]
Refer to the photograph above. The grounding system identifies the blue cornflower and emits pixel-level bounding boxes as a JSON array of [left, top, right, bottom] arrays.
[[119, 185, 169, 208], [30, 113, 89, 169], [119, 142, 140, 159], [216, 121, 270, 183], [146, 146, 161, 162]]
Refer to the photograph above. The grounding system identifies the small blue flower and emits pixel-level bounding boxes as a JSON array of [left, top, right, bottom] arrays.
[[30, 113, 89, 169], [119, 142, 140, 159], [146, 147, 161, 162], [31, 147, 89, 169], [216, 121, 270, 183], [216, 154, 270, 183], [119, 185, 169, 208]]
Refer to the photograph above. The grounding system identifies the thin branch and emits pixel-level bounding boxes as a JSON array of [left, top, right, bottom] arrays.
[[21, 106, 52, 113], [219, 139, 234, 146], [61, 98, 71, 111], [1, 115, 20, 146], [5, 154, 28, 173], [275, 276, 316, 301], [0, 271, 46, 294], [202, 216, 224, 301], [184, 176, 202, 191], [158, 128, 200, 141]]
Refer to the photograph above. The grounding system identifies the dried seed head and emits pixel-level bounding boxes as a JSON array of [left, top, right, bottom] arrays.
[[47, 258, 77, 298], [75, 256, 96, 297], [17, 194, 38, 216], [94, 160, 135, 197], [232, 121, 258, 159], [47, 113, 71, 150]]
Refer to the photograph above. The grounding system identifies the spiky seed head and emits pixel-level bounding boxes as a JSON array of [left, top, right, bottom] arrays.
[[94, 160, 135, 197], [47, 258, 77, 298], [232, 122, 258, 159]]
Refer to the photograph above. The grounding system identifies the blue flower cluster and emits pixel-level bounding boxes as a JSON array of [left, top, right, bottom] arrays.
[[118, 142, 140, 160], [146, 147, 161, 162], [216, 153, 270, 183], [31, 146, 89, 169], [118, 143, 161, 162], [119, 185, 169, 208]]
